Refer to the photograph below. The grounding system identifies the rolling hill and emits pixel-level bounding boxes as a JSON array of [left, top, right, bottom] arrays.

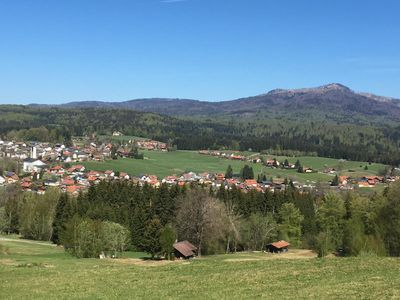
[[2, 83, 400, 164], [57, 83, 400, 122]]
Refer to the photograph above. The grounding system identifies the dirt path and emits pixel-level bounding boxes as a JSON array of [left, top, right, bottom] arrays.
[[0, 237, 56, 247]]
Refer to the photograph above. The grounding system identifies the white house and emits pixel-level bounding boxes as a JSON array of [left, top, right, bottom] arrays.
[[0, 176, 5, 185], [23, 159, 47, 173], [113, 131, 123, 136]]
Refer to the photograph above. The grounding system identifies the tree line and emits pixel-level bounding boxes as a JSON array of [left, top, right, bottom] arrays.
[[1, 180, 400, 258]]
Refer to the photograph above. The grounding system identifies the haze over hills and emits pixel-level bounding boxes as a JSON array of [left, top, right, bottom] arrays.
[[55, 83, 400, 121]]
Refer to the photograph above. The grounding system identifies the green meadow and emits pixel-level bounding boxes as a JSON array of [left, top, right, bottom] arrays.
[[81, 150, 386, 183], [1, 236, 400, 299]]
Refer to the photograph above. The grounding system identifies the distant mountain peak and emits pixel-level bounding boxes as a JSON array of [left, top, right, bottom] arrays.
[[266, 83, 352, 96], [320, 83, 351, 91]]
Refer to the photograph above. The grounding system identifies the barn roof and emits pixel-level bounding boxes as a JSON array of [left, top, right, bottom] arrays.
[[173, 241, 197, 257], [269, 240, 290, 249]]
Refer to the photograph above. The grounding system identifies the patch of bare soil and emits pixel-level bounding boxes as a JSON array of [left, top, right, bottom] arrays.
[[224, 249, 317, 262], [0, 238, 56, 247], [109, 258, 182, 267], [277, 249, 317, 259], [0, 259, 17, 266], [224, 258, 262, 262]]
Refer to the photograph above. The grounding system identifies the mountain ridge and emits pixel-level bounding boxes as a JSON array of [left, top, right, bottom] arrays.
[[30, 83, 400, 120]]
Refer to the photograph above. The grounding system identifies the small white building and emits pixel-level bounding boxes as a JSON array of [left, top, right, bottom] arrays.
[[23, 159, 47, 173], [0, 176, 5, 185], [113, 131, 123, 136]]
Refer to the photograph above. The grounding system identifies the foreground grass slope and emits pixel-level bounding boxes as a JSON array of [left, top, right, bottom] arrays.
[[1, 237, 400, 299]]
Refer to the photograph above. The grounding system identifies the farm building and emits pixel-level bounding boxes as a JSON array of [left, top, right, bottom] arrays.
[[266, 240, 290, 253], [173, 241, 197, 259]]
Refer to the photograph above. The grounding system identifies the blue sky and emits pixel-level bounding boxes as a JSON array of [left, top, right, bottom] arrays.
[[0, 0, 399, 104]]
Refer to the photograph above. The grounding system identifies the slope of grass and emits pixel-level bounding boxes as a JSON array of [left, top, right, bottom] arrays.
[[1, 236, 399, 299]]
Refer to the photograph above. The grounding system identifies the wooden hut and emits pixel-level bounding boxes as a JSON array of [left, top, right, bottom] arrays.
[[266, 240, 290, 253], [173, 241, 197, 259]]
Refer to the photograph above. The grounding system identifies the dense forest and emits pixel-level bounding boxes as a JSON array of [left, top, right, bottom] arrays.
[[1, 105, 400, 165], [1, 181, 400, 258]]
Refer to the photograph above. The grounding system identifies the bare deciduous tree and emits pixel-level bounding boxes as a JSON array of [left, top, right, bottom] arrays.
[[176, 187, 226, 256]]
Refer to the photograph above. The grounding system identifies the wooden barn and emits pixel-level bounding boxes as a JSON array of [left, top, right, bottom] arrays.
[[173, 241, 197, 259], [266, 240, 290, 253]]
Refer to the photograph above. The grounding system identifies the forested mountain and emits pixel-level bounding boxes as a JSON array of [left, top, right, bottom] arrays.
[[2, 84, 400, 165], [57, 83, 400, 124]]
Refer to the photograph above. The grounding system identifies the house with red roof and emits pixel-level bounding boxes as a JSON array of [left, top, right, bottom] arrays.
[[62, 178, 75, 186], [266, 240, 290, 253], [245, 179, 258, 187]]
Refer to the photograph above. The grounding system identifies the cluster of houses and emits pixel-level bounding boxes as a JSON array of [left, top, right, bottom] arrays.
[[5, 159, 397, 195], [338, 175, 386, 189], [111, 131, 168, 152], [0, 161, 294, 195], [0, 139, 114, 166], [135, 140, 167, 151], [199, 150, 247, 161], [198, 150, 316, 172]]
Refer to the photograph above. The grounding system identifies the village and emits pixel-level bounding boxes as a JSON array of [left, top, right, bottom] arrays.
[[0, 138, 398, 196]]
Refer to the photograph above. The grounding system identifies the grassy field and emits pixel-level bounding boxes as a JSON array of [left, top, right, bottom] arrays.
[[1, 236, 400, 299], [81, 150, 386, 183]]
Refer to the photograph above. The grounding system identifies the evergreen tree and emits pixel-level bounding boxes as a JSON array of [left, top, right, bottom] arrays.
[[284, 159, 290, 168], [153, 183, 175, 226], [257, 174, 261, 183], [295, 159, 301, 169], [159, 225, 176, 260], [111, 145, 118, 160], [225, 165, 233, 179], [331, 175, 339, 186], [297, 164, 303, 173], [240, 165, 254, 180], [142, 218, 163, 258], [52, 193, 75, 244]]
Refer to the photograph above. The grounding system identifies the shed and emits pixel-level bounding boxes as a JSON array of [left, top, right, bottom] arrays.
[[266, 240, 290, 253], [173, 241, 197, 259]]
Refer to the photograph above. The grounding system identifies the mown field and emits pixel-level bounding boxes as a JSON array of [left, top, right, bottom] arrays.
[[1, 236, 400, 299], [81, 150, 386, 183]]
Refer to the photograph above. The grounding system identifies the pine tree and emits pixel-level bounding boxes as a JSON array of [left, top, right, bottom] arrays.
[[297, 165, 303, 173], [284, 159, 289, 168], [154, 183, 175, 226], [52, 193, 75, 244], [225, 165, 233, 179], [331, 175, 339, 186], [159, 225, 176, 260], [142, 218, 163, 258], [295, 159, 301, 169]]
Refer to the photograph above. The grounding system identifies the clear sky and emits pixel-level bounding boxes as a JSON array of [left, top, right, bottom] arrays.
[[0, 0, 399, 104]]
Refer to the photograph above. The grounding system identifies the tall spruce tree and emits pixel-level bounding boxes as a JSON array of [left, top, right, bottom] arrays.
[[142, 218, 163, 258], [225, 165, 233, 179]]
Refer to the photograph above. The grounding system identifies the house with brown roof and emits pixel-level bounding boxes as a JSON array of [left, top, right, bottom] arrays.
[[266, 240, 290, 253], [173, 241, 197, 259]]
